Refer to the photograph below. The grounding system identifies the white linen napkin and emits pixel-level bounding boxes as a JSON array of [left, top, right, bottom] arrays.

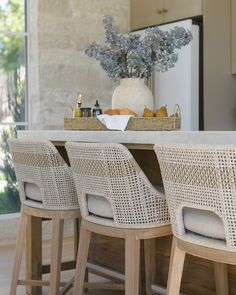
[[97, 114, 132, 131]]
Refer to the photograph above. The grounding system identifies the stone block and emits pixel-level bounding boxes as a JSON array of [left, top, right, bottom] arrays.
[[39, 32, 74, 51], [38, 15, 75, 36], [39, 50, 84, 67], [39, 64, 86, 90], [39, 0, 72, 18]]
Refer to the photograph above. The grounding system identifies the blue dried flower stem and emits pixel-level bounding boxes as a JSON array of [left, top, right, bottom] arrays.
[[85, 15, 193, 80]]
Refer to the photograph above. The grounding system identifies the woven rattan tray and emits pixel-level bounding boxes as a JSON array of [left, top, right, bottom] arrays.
[[64, 115, 181, 131]]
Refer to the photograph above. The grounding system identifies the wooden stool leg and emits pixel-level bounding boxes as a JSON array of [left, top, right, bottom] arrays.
[[166, 237, 185, 295], [73, 221, 91, 295], [26, 215, 42, 295], [214, 262, 229, 295], [74, 218, 80, 259], [10, 211, 28, 295], [73, 217, 89, 292], [125, 231, 141, 295], [49, 216, 64, 295], [144, 239, 156, 295]]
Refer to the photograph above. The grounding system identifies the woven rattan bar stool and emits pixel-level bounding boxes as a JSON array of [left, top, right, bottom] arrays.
[[66, 142, 171, 295], [154, 144, 236, 295], [8, 139, 80, 295]]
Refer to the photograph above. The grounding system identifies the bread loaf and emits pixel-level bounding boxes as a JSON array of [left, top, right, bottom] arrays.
[[103, 108, 137, 116]]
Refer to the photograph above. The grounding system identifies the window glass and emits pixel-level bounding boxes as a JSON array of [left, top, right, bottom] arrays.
[[0, 35, 26, 123], [0, 0, 27, 214], [0, 0, 25, 32], [0, 125, 24, 214]]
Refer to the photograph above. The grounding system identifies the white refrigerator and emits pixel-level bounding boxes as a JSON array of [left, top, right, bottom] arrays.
[[137, 19, 200, 131]]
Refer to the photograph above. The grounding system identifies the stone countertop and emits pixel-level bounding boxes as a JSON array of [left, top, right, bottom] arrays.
[[17, 130, 236, 145]]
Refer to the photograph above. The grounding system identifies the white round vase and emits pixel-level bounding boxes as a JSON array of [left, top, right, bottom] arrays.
[[112, 78, 154, 116]]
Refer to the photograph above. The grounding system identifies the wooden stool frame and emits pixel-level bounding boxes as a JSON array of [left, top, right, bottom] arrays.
[[166, 236, 231, 295], [73, 219, 172, 295], [10, 204, 80, 295]]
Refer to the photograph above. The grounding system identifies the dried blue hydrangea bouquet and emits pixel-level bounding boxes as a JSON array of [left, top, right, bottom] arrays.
[[85, 15, 193, 115]]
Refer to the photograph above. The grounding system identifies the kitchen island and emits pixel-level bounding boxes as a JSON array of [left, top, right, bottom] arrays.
[[17, 130, 236, 146], [17, 130, 236, 295]]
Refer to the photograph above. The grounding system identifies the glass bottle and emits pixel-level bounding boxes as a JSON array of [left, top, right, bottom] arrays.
[[73, 93, 82, 118], [92, 99, 102, 117]]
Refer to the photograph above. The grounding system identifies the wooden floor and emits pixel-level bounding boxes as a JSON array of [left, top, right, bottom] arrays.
[[0, 237, 122, 295]]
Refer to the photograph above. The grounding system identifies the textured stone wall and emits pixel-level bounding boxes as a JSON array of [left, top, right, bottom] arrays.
[[29, 0, 130, 129]]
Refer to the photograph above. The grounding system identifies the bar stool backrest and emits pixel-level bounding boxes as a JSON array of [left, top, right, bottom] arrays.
[[9, 138, 79, 210], [66, 142, 169, 228], [155, 144, 236, 250]]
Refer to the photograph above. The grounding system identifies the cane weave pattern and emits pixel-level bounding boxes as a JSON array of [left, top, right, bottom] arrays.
[[9, 139, 79, 210], [66, 142, 170, 228], [155, 144, 236, 251]]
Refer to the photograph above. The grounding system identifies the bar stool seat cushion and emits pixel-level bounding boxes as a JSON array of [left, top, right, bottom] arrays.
[[87, 195, 113, 219], [183, 207, 225, 240], [87, 186, 165, 219], [25, 183, 42, 203]]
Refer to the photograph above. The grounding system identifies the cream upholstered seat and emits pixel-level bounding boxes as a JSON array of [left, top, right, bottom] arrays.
[[24, 183, 115, 218], [24, 183, 42, 202], [87, 185, 165, 220], [8, 139, 80, 295], [183, 207, 225, 240], [66, 142, 171, 295], [87, 194, 113, 218], [154, 144, 236, 295]]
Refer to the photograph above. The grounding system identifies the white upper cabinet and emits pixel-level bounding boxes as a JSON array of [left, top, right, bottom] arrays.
[[232, 0, 236, 74], [131, 0, 202, 30]]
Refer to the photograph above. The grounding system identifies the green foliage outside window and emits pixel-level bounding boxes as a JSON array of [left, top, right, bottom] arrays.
[[0, 0, 26, 214]]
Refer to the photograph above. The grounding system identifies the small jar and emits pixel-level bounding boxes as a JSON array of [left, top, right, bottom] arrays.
[[73, 108, 81, 118], [72, 93, 82, 118], [80, 107, 92, 117]]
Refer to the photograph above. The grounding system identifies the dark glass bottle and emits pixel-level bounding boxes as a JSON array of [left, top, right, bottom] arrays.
[[92, 99, 102, 117]]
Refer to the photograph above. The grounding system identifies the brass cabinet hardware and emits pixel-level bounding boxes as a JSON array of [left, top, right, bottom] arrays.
[[157, 7, 168, 14]]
